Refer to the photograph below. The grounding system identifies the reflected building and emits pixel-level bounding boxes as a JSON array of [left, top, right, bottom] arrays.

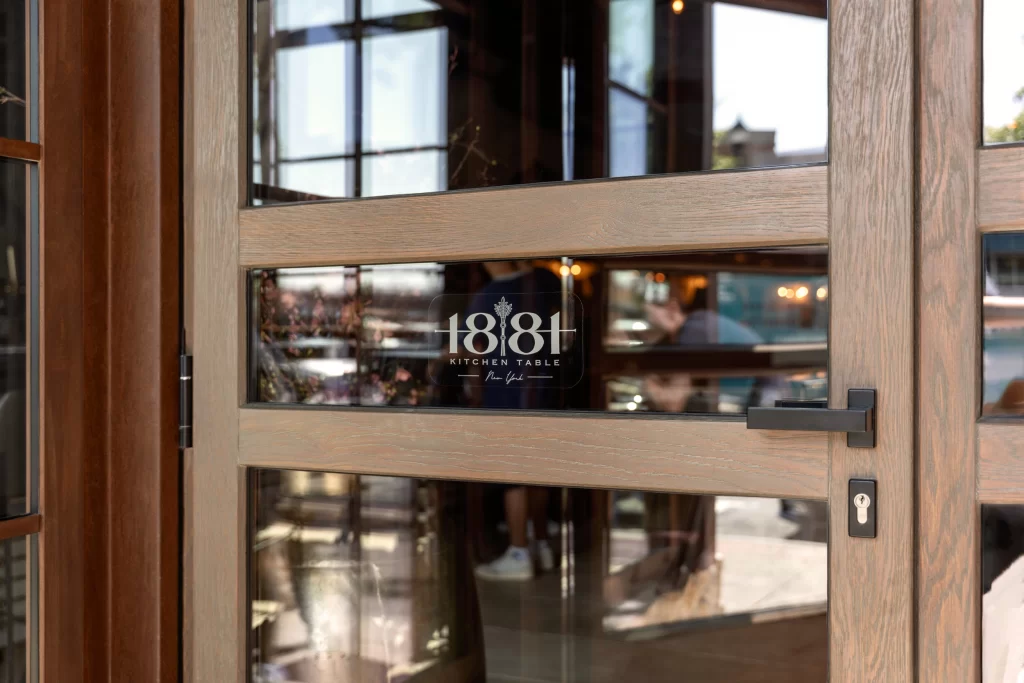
[[251, 0, 828, 203]]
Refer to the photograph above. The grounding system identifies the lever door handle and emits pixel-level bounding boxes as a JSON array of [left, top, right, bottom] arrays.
[[746, 389, 876, 448]]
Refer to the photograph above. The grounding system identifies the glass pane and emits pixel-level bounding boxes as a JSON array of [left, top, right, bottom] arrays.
[[0, 160, 29, 519], [363, 29, 447, 153], [983, 234, 1024, 416], [250, 0, 828, 204], [983, 0, 1024, 144], [983, 505, 1024, 680], [251, 248, 828, 413], [0, 536, 28, 683], [364, 0, 441, 21], [608, 88, 649, 178], [250, 470, 827, 683], [274, 0, 353, 31], [362, 150, 445, 197], [276, 43, 356, 160], [0, 1, 32, 141], [277, 159, 355, 202], [609, 0, 654, 97]]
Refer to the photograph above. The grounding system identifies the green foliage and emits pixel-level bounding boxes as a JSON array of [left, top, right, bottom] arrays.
[[985, 87, 1024, 143]]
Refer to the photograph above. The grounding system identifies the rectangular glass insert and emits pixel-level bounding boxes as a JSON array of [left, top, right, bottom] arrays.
[[250, 0, 828, 204], [250, 469, 827, 682], [0, 536, 29, 683], [983, 0, 1024, 144], [0, 1, 35, 142], [0, 160, 31, 519], [983, 234, 1024, 416], [251, 248, 828, 414], [983, 505, 1024, 681]]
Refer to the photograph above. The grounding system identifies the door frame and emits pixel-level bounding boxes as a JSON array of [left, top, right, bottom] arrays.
[[184, 1, 915, 682]]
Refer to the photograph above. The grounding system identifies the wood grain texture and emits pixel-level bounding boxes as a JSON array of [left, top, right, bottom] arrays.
[[979, 146, 1024, 232], [917, 0, 981, 680], [41, 2, 182, 682], [979, 423, 1024, 503], [186, 0, 245, 681], [40, 1, 103, 680], [239, 409, 829, 500], [106, 0, 182, 681], [0, 515, 41, 542], [828, 0, 915, 679], [239, 164, 827, 267], [0, 138, 41, 162]]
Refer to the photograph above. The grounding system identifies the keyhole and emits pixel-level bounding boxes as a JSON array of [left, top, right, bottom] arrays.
[[854, 493, 870, 524]]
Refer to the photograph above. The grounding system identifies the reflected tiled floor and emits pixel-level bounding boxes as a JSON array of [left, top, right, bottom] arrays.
[[251, 473, 827, 683]]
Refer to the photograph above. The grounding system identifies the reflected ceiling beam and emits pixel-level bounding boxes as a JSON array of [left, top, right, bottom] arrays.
[[714, 0, 827, 19]]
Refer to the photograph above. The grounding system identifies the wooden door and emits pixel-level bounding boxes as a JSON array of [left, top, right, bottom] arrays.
[[185, 0, 915, 681]]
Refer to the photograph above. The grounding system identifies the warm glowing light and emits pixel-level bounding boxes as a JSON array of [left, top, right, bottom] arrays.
[[672, 0, 685, 13], [795, 286, 809, 299], [627, 402, 638, 411], [654, 272, 666, 283], [634, 394, 643, 402], [785, 288, 795, 299], [631, 321, 648, 331], [559, 265, 571, 276], [570, 264, 582, 276], [816, 286, 828, 300], [777, 286, 788, 298]]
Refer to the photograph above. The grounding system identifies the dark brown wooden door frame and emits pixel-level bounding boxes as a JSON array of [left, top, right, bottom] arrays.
[[39, 0, 181, 681]]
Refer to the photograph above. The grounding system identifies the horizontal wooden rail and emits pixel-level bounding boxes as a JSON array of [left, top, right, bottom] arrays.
[[0, 138, 41, 162], [238, 408, 830, 500], [979, 146, 1024, 233], [240, 164, 828, 267], [979, 421, 1024, 502], [0, 514, 42, 542]]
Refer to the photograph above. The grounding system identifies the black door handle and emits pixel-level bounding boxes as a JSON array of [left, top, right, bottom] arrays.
[[746, 389, 876, 448]]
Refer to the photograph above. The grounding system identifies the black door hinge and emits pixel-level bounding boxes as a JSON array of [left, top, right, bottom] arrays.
[[179, 344, 193, 450]]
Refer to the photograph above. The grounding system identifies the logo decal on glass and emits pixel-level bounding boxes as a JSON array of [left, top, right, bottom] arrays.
[[427, 292, 585, 390]]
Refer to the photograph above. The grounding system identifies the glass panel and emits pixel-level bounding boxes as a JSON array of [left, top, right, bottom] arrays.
[[608, 88, 649, 179], [983, 234, 1024, 416], [362, 150, 446, 197], [276, 42, 356, 160], [0, 536, 28, 683], [0, 160, 29, 519], [274, 0, 353, 31], [363, 29, 447, 153], [251, 248, 828, 413], [983, 0, 1024, 144], [250, 0, 828, 204], [983, 505, 1024, 680], [0, 1, 32, 141], [364, 0, 442, 22], [250, 470, 828, 683]]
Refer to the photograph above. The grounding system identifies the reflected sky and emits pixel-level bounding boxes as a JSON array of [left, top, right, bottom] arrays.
[[984, 0, 1024, 142]]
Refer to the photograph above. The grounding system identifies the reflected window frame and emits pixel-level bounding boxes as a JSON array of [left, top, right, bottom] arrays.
[[250, 0, 451, 204]]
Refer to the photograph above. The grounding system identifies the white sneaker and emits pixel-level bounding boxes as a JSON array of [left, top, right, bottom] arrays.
[[475, 546, 533, 581], [537, 541, 555, 572]]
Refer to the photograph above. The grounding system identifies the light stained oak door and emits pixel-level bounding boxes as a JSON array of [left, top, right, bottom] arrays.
[[184, 0, 915, 681]]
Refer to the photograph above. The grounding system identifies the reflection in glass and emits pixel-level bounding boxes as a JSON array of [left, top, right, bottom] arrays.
[[983, 506, 1024, 682], [251, 470, 827, 683], [0, 537, 28, 683], [983, 0, 1024, 144], [276, 42, 355, 160], [0, 1, 31, 141], [252, 248, 828, 414], [983, 235, 1024, 415], [0, 160, 28, 519], [250, 0, 827, 204]]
